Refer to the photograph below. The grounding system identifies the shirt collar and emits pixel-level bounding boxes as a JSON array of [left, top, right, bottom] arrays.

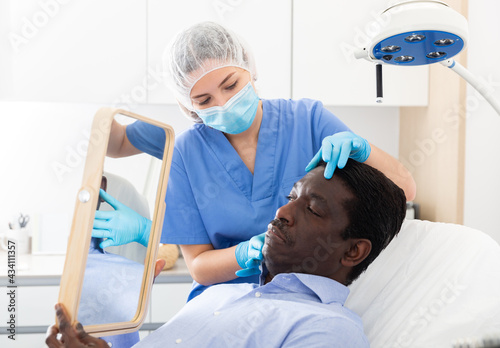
[[260, 264, 350, 305], [259, 263, 269, 285]]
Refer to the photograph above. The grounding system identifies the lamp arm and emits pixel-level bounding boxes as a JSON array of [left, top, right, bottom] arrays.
[[441, 58, 500, 117]]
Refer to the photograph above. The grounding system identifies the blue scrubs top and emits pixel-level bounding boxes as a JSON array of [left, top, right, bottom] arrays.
[[126, 98, 350, 300]]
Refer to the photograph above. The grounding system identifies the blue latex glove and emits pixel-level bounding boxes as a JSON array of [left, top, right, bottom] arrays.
[[92, 189, 151, 249], [235, 233, 266, 277], [305, 131, 371, 179]]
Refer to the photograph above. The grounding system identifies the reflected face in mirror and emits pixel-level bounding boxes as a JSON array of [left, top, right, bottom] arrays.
[[77, 114, 164, 326], [96, 176, 107, 210]]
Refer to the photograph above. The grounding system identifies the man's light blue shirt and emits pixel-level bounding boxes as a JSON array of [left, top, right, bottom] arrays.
[[134, 272, 369, 347]]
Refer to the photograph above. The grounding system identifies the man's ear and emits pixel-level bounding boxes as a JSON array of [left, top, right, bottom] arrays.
[[341, 239, 372, 267]]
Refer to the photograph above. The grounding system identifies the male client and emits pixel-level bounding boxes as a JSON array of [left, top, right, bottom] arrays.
[[46, 160, 406, 347]]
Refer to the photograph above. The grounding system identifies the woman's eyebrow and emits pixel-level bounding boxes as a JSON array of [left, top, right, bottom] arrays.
[[192, 72, 237, 99], [218, 71, 237, 88], [192, 92, 208, 99]]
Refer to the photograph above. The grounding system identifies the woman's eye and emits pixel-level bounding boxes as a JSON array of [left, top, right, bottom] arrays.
[[226, 81, 238, 90], [286, 195, 296, 201], [198, 97, 211, 106]]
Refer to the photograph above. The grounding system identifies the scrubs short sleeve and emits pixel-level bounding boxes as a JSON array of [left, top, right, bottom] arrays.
[[126, 121, 166, 160], [160, 147, 211, 245], [310, 100, 352, 151]]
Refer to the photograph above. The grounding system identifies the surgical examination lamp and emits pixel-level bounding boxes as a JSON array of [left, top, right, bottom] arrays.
[[354, 0, 500, 117]]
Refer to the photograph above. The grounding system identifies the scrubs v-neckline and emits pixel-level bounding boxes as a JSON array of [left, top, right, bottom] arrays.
[[203, 102, 279, 202]]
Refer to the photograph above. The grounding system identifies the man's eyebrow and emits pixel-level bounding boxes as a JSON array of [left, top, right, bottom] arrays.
[[291, 182, 326, 203], [191, 72, 237, 99], [310, 193, 327, 204], [292, 182, 301, 191]]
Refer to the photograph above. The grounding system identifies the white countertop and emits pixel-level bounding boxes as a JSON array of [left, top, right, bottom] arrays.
[[0, 251, 65, 276], [0, 251, 191, 285]]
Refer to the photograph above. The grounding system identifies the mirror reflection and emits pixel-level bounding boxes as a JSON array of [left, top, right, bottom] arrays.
[[77, 114, 163, 327]]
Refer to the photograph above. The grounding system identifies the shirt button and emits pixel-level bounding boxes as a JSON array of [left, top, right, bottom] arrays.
[[176, 338, 182, 344], [213, 311, 221, 316], [255, 292, 262, 298]]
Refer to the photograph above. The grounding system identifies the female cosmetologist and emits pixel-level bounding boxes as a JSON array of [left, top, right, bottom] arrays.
[[92, 21, 416, 301]]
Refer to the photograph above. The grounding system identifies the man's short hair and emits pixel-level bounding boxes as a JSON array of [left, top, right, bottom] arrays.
[[327, 160, 407, 285]]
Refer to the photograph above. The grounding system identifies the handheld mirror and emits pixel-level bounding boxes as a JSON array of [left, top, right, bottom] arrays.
[[57, 107, 174, 337]]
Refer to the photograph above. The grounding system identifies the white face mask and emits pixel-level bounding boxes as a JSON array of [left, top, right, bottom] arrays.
[[194, 82, 260, 134]]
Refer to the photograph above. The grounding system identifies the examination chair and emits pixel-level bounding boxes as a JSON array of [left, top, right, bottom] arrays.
[[346, 219, 500, 347]]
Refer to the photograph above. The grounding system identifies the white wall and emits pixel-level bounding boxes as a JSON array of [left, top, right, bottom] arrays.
[[464, 0, 500, 244]]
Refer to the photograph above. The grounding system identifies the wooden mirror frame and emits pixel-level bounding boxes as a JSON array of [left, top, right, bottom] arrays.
[[57, 107, 174, 336]]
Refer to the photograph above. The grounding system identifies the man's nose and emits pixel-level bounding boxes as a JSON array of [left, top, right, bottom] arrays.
[[276, 202, 295, 226]]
